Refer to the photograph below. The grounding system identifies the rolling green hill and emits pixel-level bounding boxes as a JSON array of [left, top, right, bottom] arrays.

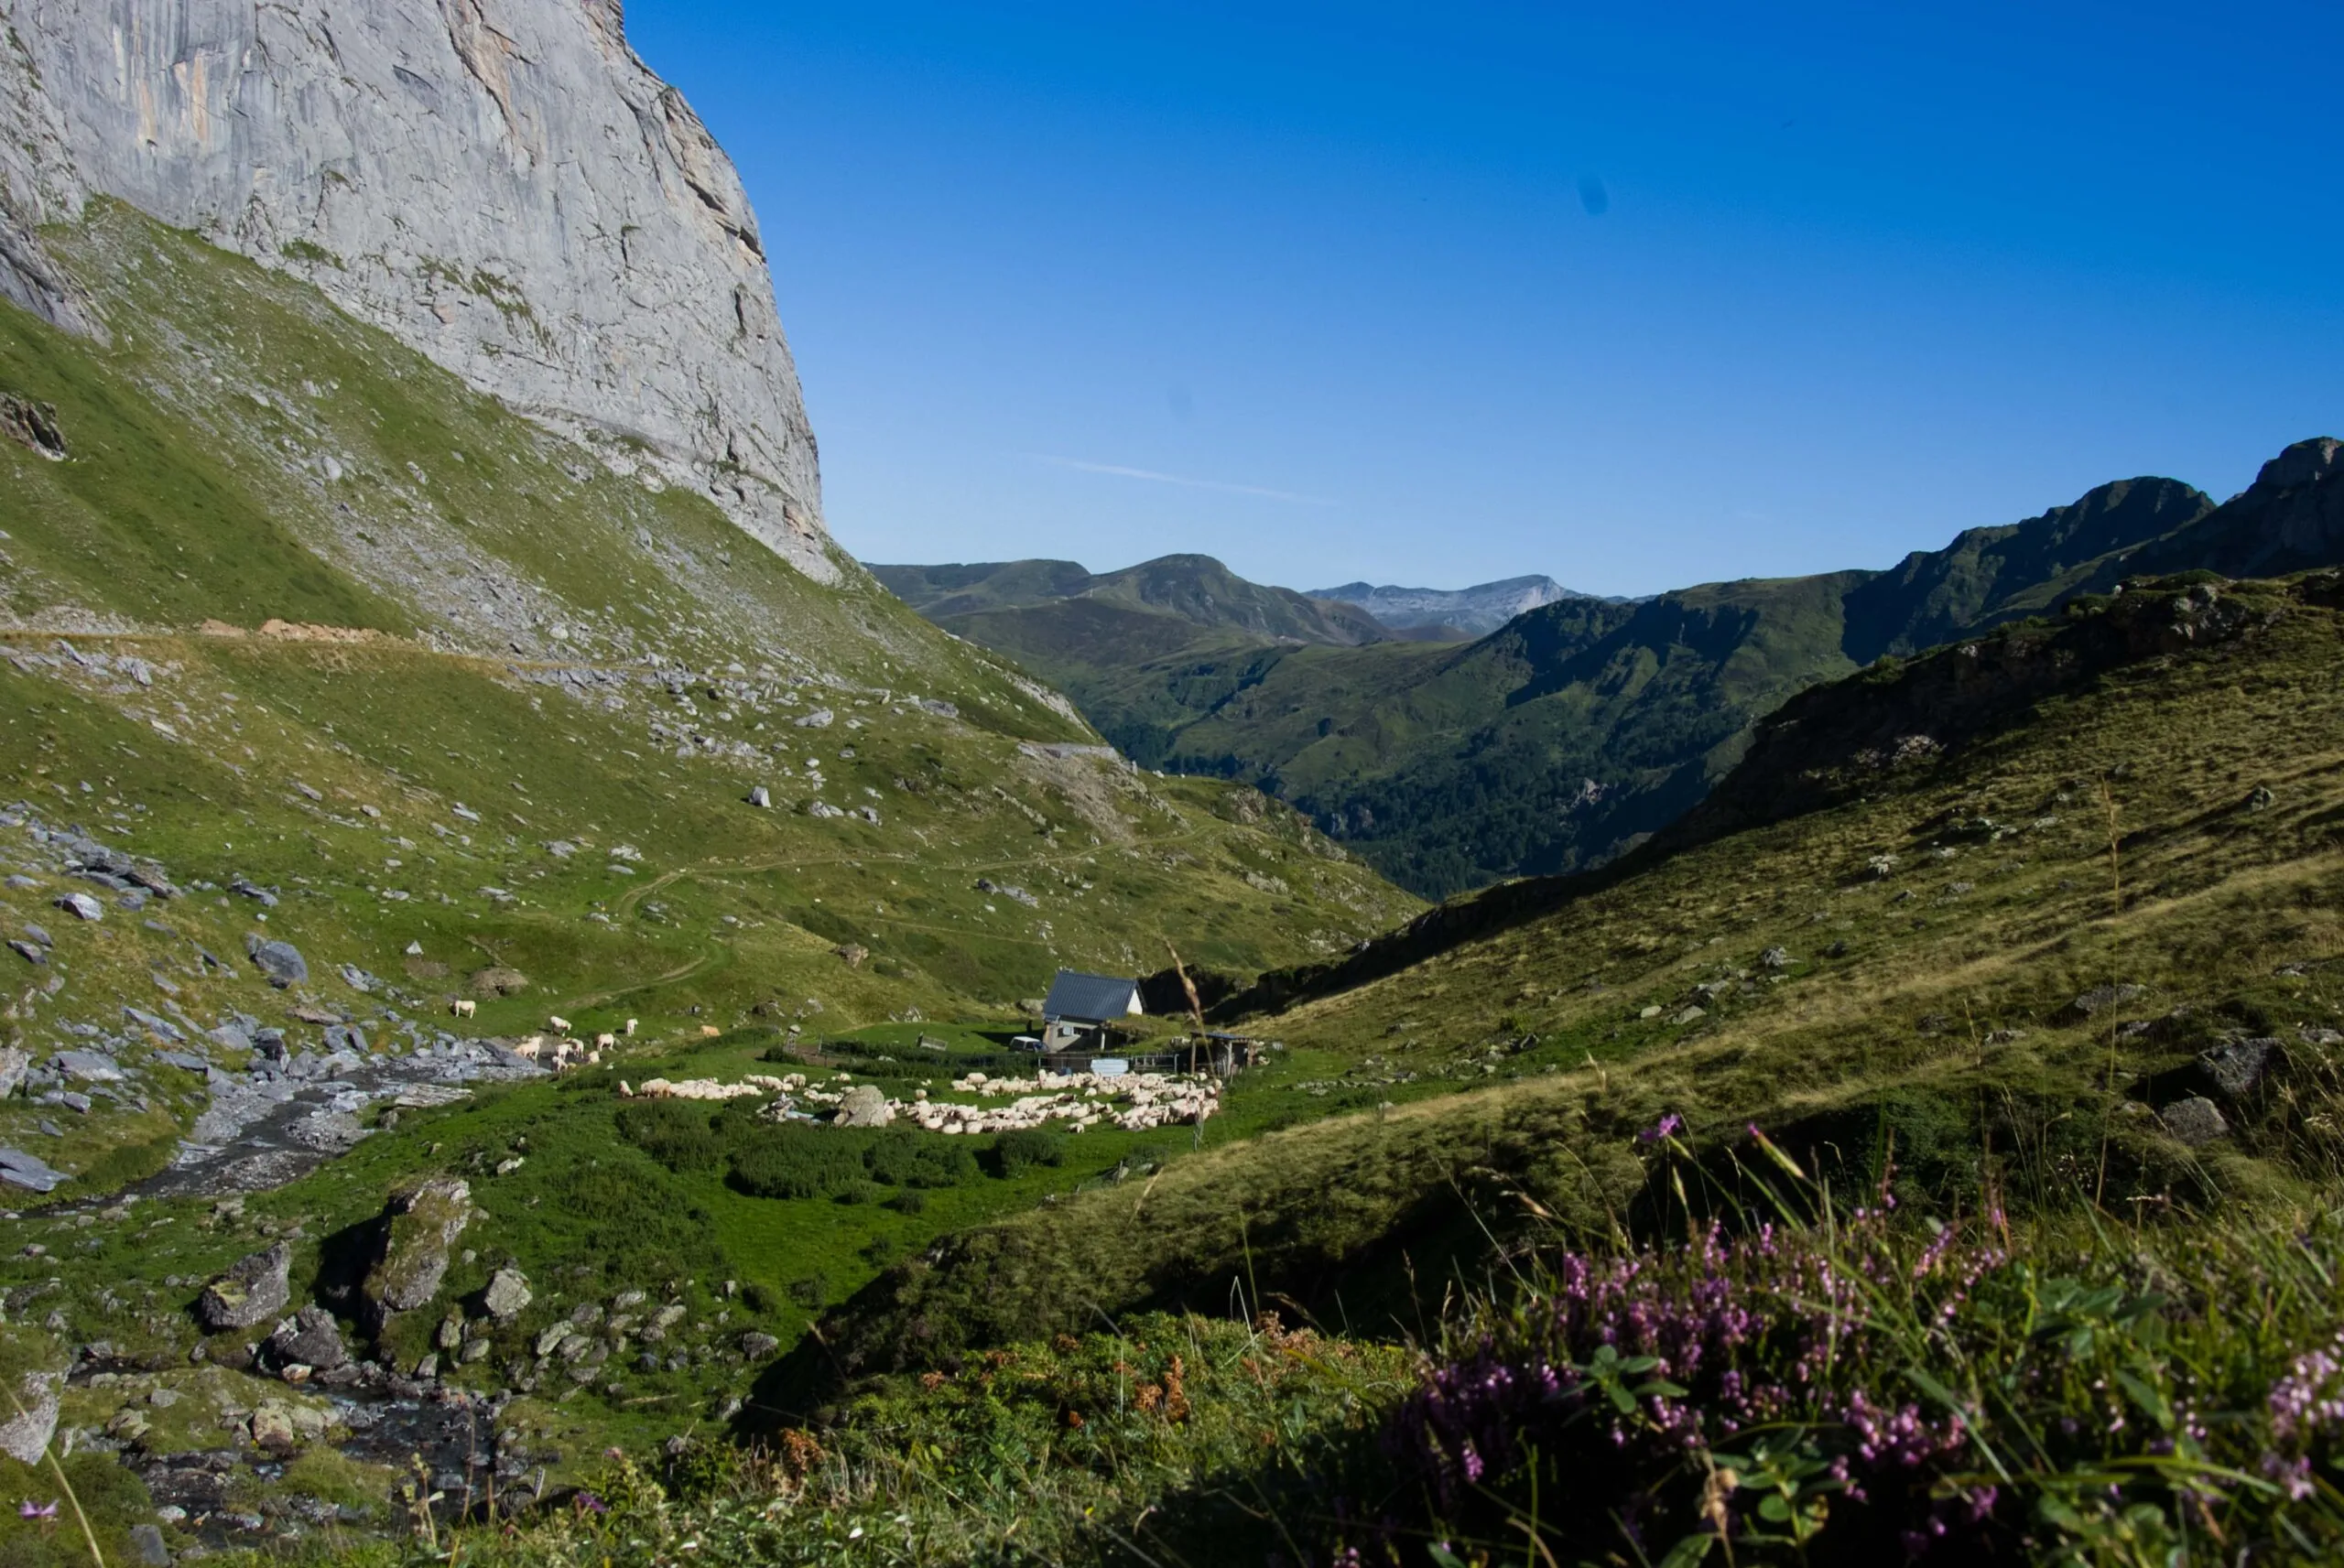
[[878, 472, 2305, 897]]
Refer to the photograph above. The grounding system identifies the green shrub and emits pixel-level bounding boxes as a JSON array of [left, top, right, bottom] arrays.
[[884, 1189, 927, 1216], [615, 1100, 726, 1174], [865, 1128, 978, 1189], [728, 1124, 867, 1200], [990, 1129, 1067, 1179], [787, 1272, 830, 1308]]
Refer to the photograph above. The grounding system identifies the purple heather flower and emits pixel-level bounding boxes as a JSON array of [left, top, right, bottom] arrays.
[[1638, 1112, 1684, 1143], [20, 1501, 56, 1520]]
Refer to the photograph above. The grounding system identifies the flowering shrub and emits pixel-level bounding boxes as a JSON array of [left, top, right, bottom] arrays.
[[1336, 1126, 2344, 1566], [1365, 1219, 1997, 1561]]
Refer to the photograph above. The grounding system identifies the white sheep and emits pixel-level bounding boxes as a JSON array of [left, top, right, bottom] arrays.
[[548, 1014, 571, 1034], [624, 1018, 638, 1036], [595, 1032, 617, 1049], [451, 999, 477, 1019]]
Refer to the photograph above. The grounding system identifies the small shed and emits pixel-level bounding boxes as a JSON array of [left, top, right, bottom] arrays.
[[1040, 969, 1143, 1052]]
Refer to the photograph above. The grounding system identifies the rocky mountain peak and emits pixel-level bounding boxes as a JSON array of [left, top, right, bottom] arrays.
[[0, 0, 831, 577], [2252, 437, 2342, 496]]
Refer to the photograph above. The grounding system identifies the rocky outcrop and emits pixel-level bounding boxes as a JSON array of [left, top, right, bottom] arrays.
[[2127, 438, 2344, 582], [0, 0, 829, 576], [361, 1175, 472, 1329]]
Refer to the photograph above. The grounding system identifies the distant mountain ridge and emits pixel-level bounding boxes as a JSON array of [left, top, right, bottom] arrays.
[[1308, 575, 1605, 638], [873, 554, 1388, 645], [879, 441, 2339, 897]]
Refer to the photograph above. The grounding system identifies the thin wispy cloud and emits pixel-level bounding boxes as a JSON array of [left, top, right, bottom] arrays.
[[1034, 455, 1337, 507]]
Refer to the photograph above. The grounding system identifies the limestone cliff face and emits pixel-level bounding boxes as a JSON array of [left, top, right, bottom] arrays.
[[0, 0, 831, 577]]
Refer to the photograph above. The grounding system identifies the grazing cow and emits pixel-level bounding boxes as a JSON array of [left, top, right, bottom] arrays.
[[595, 1033, 616, 1049], [451, 999, 476, 1019], [548, 1014, 571, 1034], [700, 1024, 721, 1039], [512, 1035, 546, 1061]]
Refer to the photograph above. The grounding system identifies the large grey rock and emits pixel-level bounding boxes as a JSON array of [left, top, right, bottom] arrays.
[[127, 1523, 169, 1567], [482, 1266, 532, 1323], [2200, 1038, 2281, 1100], [0, 0, 829, 575], [0, 1146, 66, 1192], [0, 1366, 60, 1464], [2160, 1096, 2229, 1148], [0, 1048, 27, 1098], [52, 1049, 121, 1081], [195, 1243, 292, 1332], [833, 1084, 893, 1128], [362, 1176, 472, 1328], [266, 1304, 349, 1370], [248, 938, 309, 989]]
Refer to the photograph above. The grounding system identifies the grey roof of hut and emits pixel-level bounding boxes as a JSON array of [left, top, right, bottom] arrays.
[[1042, 969, 1143, 1023]]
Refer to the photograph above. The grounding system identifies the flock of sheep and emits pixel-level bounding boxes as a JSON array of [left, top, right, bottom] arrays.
[[616, 1065, 1223, 1133], [447, 1000, 1223, 1135], [450, 1003, 640, 1071]]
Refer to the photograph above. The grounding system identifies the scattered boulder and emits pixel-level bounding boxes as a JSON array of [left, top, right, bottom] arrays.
[[482, 1266, 532, 1323], [0, 1049, 28, 1098], [52, 1050, 122, 1082], [195, 1243, 293, 1332], [266, 1305, 349, 1371], [128, 1524, 170, 1567], [832, 944, 869, 968], [0, 1329, 65, 1463], [740, 1331, 779, 1359], [0, 394, 66, 460], [747, 785, 773, 809], [2057, 983, 2147, 1025], [2199, 1038, 2281, 1101], [833, 1084, 894, 1127], [53, 892, 102, 922], [247, 1402, 298, 1452], [2159, 1097, 2229, 1148], [247, 937, 309, 989], [362, 1177, 472, 1329], [0, 1147, 67, 1193], [469, 967, 529, 997], [1759, 946, 1791, 970]]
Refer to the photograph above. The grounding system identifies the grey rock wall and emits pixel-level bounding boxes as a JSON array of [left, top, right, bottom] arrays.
[[0, 0, 831, 577]]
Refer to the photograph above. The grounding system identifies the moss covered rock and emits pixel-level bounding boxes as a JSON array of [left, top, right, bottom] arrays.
[[361, 1176, 472, 1331]]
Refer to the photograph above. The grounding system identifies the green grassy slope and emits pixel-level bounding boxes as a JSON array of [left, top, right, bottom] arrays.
[[0, 204, 1429, 1538], [813, 571, 2344, 1376]]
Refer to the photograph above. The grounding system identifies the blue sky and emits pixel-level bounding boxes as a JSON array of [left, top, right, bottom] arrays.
[[632, 2, 2342, 598]]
